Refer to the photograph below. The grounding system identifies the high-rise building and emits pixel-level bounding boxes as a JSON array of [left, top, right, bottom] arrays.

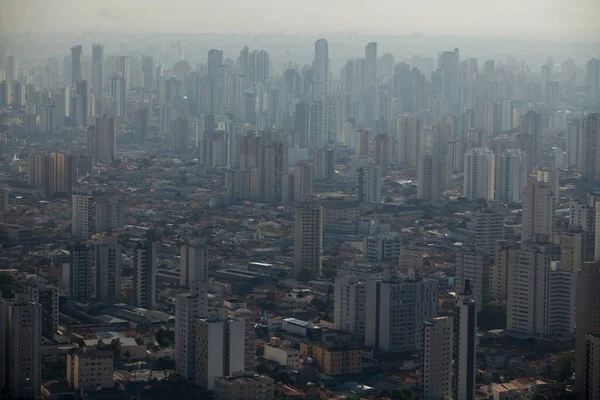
[[294, 103, 310, 149], [71, 45, 83, 87], [6, 55, 18, 82], [314, 39, 329, 95], [110, 74, 126, 117], [171, 118, 189, 152], [258, 130, 288, 203], [566, 119, 583, 170], [72, 189, 94, 240], [397, 115, 421, 168], [314, 147, 335, 181], [28, 152, 50, 195], [455, 245, 489, 309], [0, 188, 8, 212], [175, 281, 208, 381], [463, 148, 495, 201], [473, 208, 504, 256], [505, 241, 573, 338], [490, 241, 520, 302], [293, 201, 323, 279], [116, 56, 130, 89], [92, 44, 103, 98], [75, 80, 90, 126], [454, 284, 477, 400], [334, 276, 367, 342], [355, 164, 381, 204], [575, 262, 600, 397], [88, 115, 116, 163], [29, 285, 59, 338], [438, 48, 460, 113], [521, 177, 555, 243], [160, 103, 173, 136], [69, 244, 93, 303], [49, 152, 77, 197], [583, 113, 600, 181], [180, 245, 208, 287], [584, 334, 600, 399], [93, 233, 121, 305], [365, 277, 438, 352], [132, 240, 156, 309], [208, 49, 224, 79], [308, 101, 326, 153], [195, 315, 245, 390], [293, 161, 314, 202], [418, 152, 447, 203], [142, 56, 155, 90], [0, 293, 42, 399], [374, 134, 390, 173], [521, 111, 542, 169], [421, 317, 453, 400], [355, 129, 369, 156], [94, 196, 124, 234], [495, 149, 528, 202], [365, 42, 377, 91], [587, 57, 600, 105]]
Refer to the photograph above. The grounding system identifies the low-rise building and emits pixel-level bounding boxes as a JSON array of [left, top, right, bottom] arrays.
[[301, 343, 362, 376], [213, 374, 275, 400], [66, 349, 114, 390], [263, 337, 299, 369]]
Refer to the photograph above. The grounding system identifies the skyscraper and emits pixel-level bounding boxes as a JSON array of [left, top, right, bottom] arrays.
[[293, 161, 314, 202], [575, 262, 600, 397], [566, 119, 582, 170], [587, 57, 600, 105], [463, 148, 495, 201], [142, 56, 155, 90], [93, 233, 121, 305], [421, 317, 453, 400], [175, 281, 208, 381], [334, 276, 367, 342], [473, 208, 504, 256], [364, 42, 377, 91], [195, 315, 245, 390], [293, 201, 323, 279], [88, 115, 116, 163], [49, 152, 77, 197], [180, 245, 208, 288], [94, 196, 124, 234], [454, 283, 477, 400], [132, 240, 156, 309], [454, 244, 489, 309], [71, 45, 83, 87], [208, 49, 224, 79], [521, 177, 555, 243], [495, 149, 528, 202], [110, 75, 126, 117], [521, 111, 542, 169], [418, 153, 447, 203], [171, 118, 189, 152], [355, 164, 381, 204], [92, 44, 103, 98], [397, 114, 421, 168], [71, 189, 94, 240], [438, 48, 460, 113], [116, 56, 130, 89], [0, 293, 42, 399], [365, 277, 438, 352], [29, 285, 59, 338], [583, 113, 600, 181], [314, 39, 329, 95], [6, 55, 18, 82], [75, 80, 90, 126], [314, 147, 335, 181], [69, 244, 93, 303]]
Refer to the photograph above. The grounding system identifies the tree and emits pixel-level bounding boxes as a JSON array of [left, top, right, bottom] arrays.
[[123, 350, 132, 363], [296, 269, 315, 283], [478, 302, 507, 331], [155, 357, 176, 370], [391, 387, 415, 400], [155, 329, 175, 344], [158, 338, 172, 348]]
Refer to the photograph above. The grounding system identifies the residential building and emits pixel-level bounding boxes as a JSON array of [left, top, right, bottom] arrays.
[[521, 177, 555, 243], [132, 240, 156, 309], [305, 343, 362, 376], [263, 338, 300, 369], [463, 147, 495, 201], [455, 244, 489, 309], [213, 374, 275, 400], [421, 317, 453, 400], [180, 245, 208, 287], [365, 277, 438, 352], [334, 276, 367, 341], [293, 201, 323, 279], [93, 233, 121, 305], [66, 349, 113, 390], [175, 281, 208, 380], [29, 285, 59, 338], [69, 244, 93, 303], [71, 189, 94, 240]]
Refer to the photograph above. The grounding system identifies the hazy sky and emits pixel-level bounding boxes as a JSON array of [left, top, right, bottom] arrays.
[[2, 0, 599, 40]]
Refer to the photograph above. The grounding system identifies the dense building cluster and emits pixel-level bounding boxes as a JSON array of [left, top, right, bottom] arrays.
[[0, 33, 599, 400]]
